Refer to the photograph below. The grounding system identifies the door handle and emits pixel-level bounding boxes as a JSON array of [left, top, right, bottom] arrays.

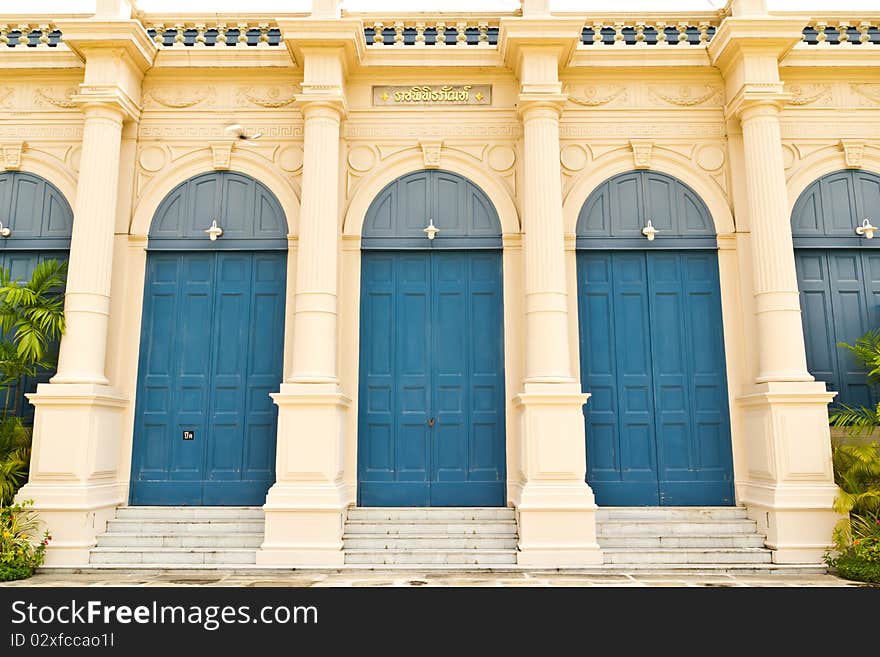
[[428, 418, 435, 428]]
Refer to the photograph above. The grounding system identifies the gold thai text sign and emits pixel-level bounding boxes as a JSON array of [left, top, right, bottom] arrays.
[[373, 85, 491, 106]]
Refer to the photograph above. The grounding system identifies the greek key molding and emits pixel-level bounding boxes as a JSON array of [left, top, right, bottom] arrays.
[[560, 123, 726, 139], [343, 123, 522, 140], [138, 124, 303, 139], [0, 125, 83, 140]]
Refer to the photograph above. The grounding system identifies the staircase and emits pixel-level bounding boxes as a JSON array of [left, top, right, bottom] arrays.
[[89, 507, 264, 566], [596, 507, 775, 569], [343, 507, 518, 566]]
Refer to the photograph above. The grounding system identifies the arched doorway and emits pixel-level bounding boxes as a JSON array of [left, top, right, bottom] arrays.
[[576, 170, 734, 506], [130, 171, 288, 505], [0, 171, 73, 423], [357, 169, 506, 506], [792, 169, 880, 408]]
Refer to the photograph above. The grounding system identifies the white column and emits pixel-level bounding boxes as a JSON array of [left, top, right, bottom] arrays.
[[257, 91, 350, 567], [513, 94, 601, 566], [739, 100, 812, 384], [52, 103, 124, 385], [733, 95, 841, 563]]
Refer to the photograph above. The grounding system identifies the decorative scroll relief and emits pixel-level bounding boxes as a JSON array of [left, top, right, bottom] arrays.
[[565, 85, 627, 107], [851, 83, 880, 106], [648, 85, 721, 107], [33, 87, 77, 109], [143, 88, 215, 109], [372, 85, 491, 106], [237, 86, 298, 108], [786, 84, 833, 106]]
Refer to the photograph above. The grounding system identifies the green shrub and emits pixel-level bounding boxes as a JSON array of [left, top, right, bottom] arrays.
[[0, 417, 31, 506], [0, 500, 50, 582]]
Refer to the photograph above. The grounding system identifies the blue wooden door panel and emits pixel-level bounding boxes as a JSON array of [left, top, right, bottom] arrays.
[[796, 249, 880, 409], [578, 250, 733, 506], [131, 251, 284, 505], [358, 250, 505, 506]]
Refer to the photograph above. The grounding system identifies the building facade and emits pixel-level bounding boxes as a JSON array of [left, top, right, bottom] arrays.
[[2, 0, 878, 567]]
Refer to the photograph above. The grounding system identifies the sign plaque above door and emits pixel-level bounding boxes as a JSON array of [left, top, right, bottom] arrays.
[[372, 85, 491, 106]]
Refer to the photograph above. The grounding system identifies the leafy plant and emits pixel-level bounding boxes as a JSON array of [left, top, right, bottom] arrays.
[[829, 330, 880, 436], [0, 500, 50, 582], [0, 417, 30, 507]]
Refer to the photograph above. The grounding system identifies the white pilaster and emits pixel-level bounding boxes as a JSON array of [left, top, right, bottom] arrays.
[[710, 16, 841, 563]]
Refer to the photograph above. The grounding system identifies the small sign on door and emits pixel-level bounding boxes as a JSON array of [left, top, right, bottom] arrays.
[[182, 430, 194, 441]]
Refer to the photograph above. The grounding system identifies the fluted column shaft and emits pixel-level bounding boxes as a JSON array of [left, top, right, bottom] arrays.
[[739, 101, 812, 383], [289, 101, 342, 384], [53, 103, 124, 385], [521, 101, 572, 383]]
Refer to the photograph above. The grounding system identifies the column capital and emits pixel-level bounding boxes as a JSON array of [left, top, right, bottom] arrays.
[[53, 19, 157, 73], [516, 93, 567, 119], [708, 17, 806, 73], [727, 84, 791, 120], [70, 83, 140, 123], [295, 93, 347, 121]]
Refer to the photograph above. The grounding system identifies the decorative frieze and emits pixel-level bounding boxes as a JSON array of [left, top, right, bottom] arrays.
[[143, 87, 215, 109], [648, 85, 722, 107], [565, 85, 627, 107], [33, 87, 78, 109], [237, 87, 298, 108]]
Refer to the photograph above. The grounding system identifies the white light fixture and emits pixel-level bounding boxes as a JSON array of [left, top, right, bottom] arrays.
[[423, 219, 439, 240], [0, 222, 10, 238], [205, 219, 224, 241], [642, 219, 658, 241], [224, 123, 262, 143], [856, 218, 877, 240]]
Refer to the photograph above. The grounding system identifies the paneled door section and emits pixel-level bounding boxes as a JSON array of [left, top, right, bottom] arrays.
[[130, 251, 285, 505], [577, 250, 734, 506], [358, 250, 506, 507]]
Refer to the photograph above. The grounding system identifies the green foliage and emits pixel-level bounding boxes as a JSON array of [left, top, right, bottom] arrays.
[[0, 417, 30, 507], [0, 500, 50, 581], [829, 330, 880, 436], [0, 259, 67, 368]]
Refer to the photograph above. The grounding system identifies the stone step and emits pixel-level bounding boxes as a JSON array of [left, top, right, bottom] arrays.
[[342, 535, 518, 550], [106, 520, 265, 534], [114, 506, 264, 520], [343, 520, 517, 535], [344, 549, 517, 565], [596, 507, 748, 521], [346, 507, 515, 521], [597, 534, 766, 549], [89, 548, 257, 565], [597, 520, 758, 536], [95, 533, 264, 548], [602, 548, 772, 565]]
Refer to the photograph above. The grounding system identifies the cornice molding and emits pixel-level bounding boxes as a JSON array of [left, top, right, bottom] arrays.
[[70, 83, 141, 122], [497, 17, 584, 77], [276, 17, 366, 71], [708, 17, 806, 72], [53, 19, 157, 72]]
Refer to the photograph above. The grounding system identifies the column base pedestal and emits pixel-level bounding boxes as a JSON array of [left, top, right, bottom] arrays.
[[256, 384, 350, 567], [513, 383, 603, 566], [737, 381, 841, 564], [17, 383, 128, 566]]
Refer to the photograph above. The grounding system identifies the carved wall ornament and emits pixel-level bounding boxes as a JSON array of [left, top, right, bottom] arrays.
[[348, 145, 377, 172], [695, 144, 726, 172], [419, 139, 442, 169], [781, 144, 797, 170], [630, 140, 654, 169], [66, 145, 82, 172], [565, 85, 627, 107], [238, 86, 299, 108], [0, 142, 24, 170], [33, 87, 77, 109], [138, 145, 167, 172], [486, 145, 516, 172], [560, 144, 589, 171], [649, 85, 721, 107], [786, 84, 833, 106], [276, 145, 304, 172], [851, 83, 880, 106], [211, 142, 234, 170], [0, 87, 13, 107], [840, 139, 866, 169], [143, 87, 215, 109]]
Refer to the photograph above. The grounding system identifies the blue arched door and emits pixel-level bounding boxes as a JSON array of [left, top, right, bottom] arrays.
[[576, 171, 734, 506], [358, 170, 506, 506], [792, 169, 880, 408], [0, 171, 72, 423], [130, 172, 288, 506]]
